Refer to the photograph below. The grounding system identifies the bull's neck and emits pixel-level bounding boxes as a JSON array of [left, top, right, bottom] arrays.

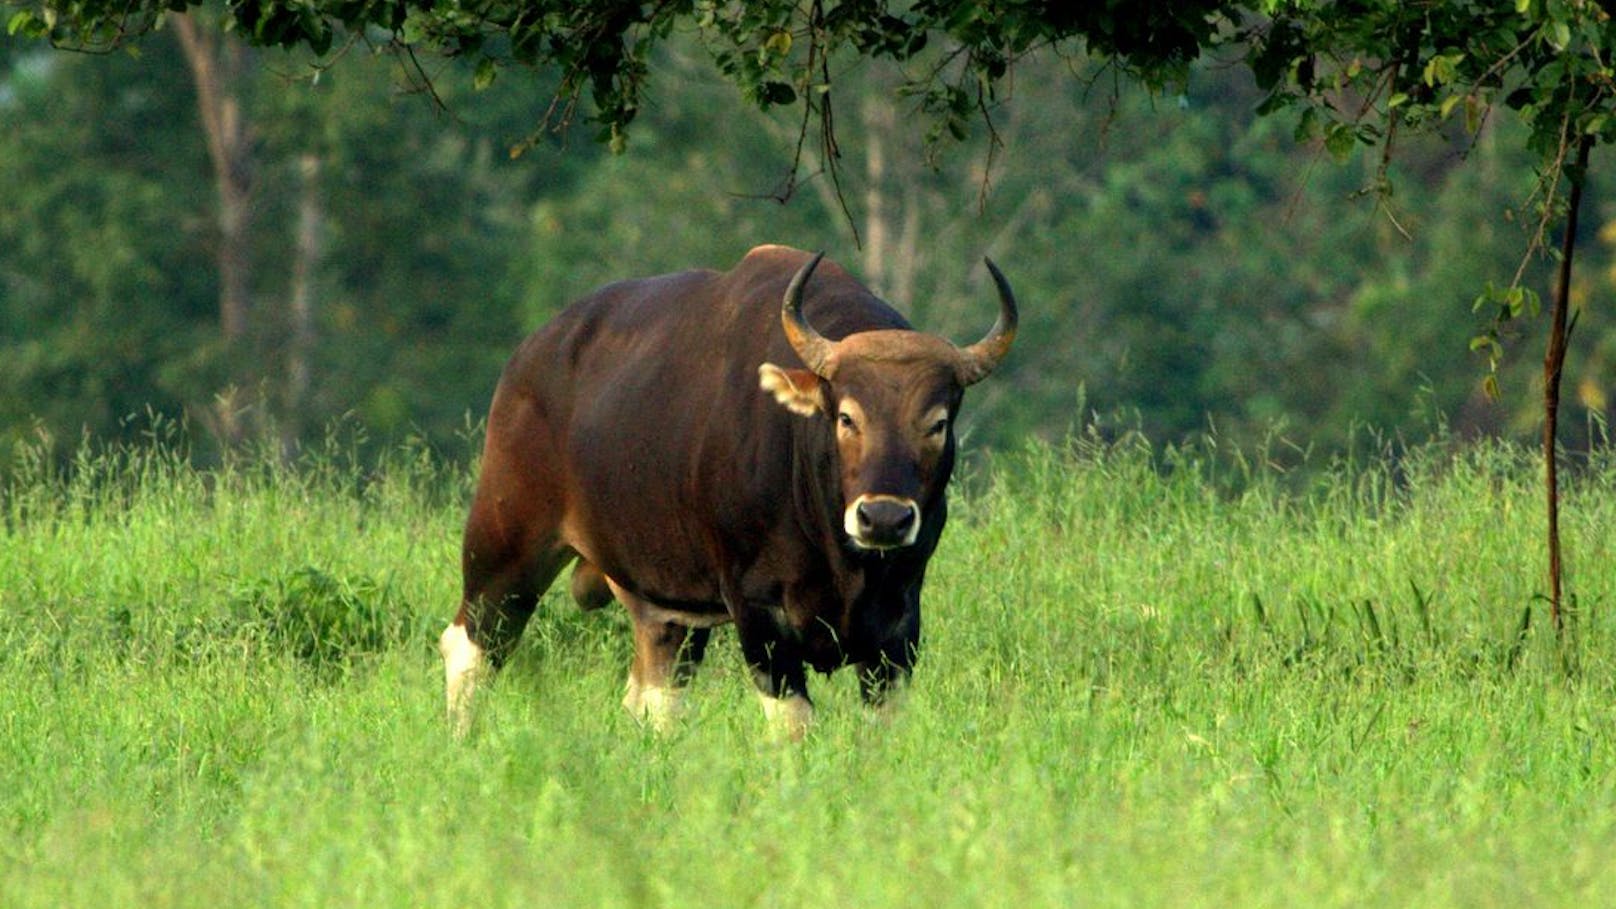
[[789, 415, 847, 562]]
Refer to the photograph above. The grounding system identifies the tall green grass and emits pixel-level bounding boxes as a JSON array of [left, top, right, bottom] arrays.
[[3, 433, 1615, 907]]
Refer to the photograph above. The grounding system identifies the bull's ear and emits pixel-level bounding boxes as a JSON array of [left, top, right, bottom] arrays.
[[758, 363, 826, 417]]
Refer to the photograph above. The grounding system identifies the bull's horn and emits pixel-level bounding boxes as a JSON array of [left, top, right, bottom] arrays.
[[782, 250, 837, 376], [956, 257, 1019, 385]]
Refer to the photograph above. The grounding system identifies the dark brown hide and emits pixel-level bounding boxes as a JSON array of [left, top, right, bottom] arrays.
[[446, 245, 1014, 730]]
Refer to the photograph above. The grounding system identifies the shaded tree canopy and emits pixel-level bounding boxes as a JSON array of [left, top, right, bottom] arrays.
[[9, 2, 1615, 162], [6, 1, 1237, 160]]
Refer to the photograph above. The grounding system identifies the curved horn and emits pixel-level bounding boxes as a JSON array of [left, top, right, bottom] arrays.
[[781, 250, 837, 376], [956, 257, 1019, 385]]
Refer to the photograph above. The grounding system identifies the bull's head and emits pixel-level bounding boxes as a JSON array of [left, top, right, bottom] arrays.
[[758, 252, 1017, 551]]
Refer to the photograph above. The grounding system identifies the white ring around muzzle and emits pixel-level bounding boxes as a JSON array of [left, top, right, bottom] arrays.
[[843, 494, 922, 550]]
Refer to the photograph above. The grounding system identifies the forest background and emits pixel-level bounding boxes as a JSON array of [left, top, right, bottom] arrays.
[[2, 20, 1612, 467]]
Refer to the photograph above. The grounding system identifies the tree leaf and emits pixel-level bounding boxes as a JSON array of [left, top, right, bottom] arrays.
[[1551, 21, 1572, 50], [1293, 106, 1320, 142], [474, 57, 497, 91], [1324, 122, 1356, 161], [6, 10, 36, 36], [763, 29, 791, 57], [759, 81, 796, 106]]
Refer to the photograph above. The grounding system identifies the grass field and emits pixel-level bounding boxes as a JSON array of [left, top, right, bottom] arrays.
[[4, 432, 1616, 907]]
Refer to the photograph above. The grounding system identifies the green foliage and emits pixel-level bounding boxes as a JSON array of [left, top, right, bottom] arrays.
[[4, 0, 1242, 145], [0, 33, 562, 459], [0, 41, 215, 446], [227, 565, 419, 671], [13, 1, 1613, 195], [1251, 1, 1616, 262]]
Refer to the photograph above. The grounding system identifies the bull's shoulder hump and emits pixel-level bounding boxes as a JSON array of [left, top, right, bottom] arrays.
[[742, 243, 809, 263], [733, 244, 850, 282]]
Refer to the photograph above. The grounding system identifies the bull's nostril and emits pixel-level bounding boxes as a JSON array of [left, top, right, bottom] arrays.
[[856, 502, 876, 531]]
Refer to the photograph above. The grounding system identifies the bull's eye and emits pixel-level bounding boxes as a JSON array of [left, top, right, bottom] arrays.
[[837, 411, 858, 432], [927, 417, 950, 437]]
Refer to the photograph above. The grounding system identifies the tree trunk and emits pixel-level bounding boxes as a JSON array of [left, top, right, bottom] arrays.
[[861, 96, 890, 296], [174, 13, 256, 442], [284, 154, 323, 457], [1543, 134, 1593, 636], [892, 182, 921, 308]]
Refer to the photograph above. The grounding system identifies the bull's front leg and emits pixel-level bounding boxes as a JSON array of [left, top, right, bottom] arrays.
[[856, 653, 913, 711], [857, 610, 919, 718], [735, 610, 812, 742], [613, 580, 713, 734]]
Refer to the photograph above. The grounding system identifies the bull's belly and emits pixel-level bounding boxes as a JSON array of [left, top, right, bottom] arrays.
[[599, 560, 887, 672], [581, 550, 736, 627], [563, 510, 783, 630], [633, 596, 734, 628], [594, 562, 733, 627], [635, 594, 862, 669]]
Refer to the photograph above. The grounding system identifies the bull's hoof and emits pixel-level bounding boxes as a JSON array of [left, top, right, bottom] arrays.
[[440, 622, 488, 739], [757, 692, 813, 743], [623, 677, 686, 734]]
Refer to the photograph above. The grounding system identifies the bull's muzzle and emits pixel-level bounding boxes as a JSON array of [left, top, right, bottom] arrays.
[[844, 494, 921, 550]]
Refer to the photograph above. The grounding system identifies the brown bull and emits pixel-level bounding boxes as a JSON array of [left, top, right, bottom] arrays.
[[440, 245, 1016, 738]]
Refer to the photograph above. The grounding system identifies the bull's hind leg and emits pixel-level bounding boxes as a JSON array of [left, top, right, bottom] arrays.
[[610, 580, 711, 733], [442, 404, 571, 736], [442, 546, 570, 737], [443, 544, 572, 736], [439, 619, 485, 738]]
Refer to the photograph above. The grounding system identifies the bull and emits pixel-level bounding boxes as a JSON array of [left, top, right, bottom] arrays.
[[439, 244, 1016, 739]]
